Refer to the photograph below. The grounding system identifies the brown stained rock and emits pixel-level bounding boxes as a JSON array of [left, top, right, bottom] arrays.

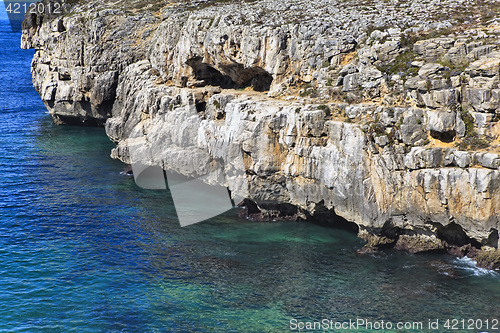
[[447, 244, 472, 258], [357, 229, 397, 254], [427, 260, 459, 278], [467, 247, 500, 270], [394, 235, 446, 254]]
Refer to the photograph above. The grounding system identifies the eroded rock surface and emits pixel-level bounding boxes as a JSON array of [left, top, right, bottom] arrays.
[[22, 0, 500, 268]]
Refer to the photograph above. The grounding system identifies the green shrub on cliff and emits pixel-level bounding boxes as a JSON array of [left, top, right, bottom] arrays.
[[456, 107, 490, 151], [318, 104, 331, 118], [377, 50, 418, 77], [438, 57, 469, 74]]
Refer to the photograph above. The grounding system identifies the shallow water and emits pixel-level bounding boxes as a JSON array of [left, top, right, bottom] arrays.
[[0, 18, 499, 332]]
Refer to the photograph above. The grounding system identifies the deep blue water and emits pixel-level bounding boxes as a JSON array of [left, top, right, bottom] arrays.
[[0, 18, 500, 333]]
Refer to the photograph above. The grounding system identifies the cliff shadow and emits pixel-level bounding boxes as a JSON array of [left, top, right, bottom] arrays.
[[239, 198, 359, 234], [306, 201, 360, 234]]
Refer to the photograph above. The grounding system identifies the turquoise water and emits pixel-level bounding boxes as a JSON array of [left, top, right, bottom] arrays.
[[1, 18, 499, 332]]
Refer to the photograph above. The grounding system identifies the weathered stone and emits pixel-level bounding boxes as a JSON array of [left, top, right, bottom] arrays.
[[20, 0, 500, 268], [370, 30, 388, 40], [467, 45, 496, 61], [394, 234, 446, 254], [482, 153, 500, 169], [405, 77, 427, 91], [472, 112, 495, 135], [418, 63, 445, 77], [414, 38, 455, 60], [453, 151, 471, 168], [427, 110, 456, 133], [412, 89, 458, 109], [444, 43, 467, 63], [411, 60, 425, 67], [466, 52, 500, 77], [340, 64, 358, 76], [342, 73, 359, 92], [375, 135, 389, 147], [373, 40, 400, 61]]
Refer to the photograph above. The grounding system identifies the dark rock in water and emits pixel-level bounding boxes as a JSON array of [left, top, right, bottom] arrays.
[[426, 260, 459, 279], [356, 246, 379, 255], [378, 280, 439, 300], [237, 199, 303, 222], [358, 225, 500, 271], [467, 247, 500, 271], [445, 244, 500, 271], [358, 230, 397, 252], [447, 244, 471, 258], [120, 165, 134, 176], [394, 235, 446, 254]]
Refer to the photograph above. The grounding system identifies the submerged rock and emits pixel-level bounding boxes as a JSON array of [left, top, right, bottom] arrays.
[[468, 247, 500, 270]]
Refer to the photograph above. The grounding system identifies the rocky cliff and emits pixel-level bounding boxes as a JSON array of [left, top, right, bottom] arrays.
[[22, 0, 500, 269]]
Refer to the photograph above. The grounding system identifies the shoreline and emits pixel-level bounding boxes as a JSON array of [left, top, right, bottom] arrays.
[[21, 0, 500, 270]]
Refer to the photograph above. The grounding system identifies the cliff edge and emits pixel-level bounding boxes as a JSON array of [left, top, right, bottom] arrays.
[[22, 0, 500, 269]]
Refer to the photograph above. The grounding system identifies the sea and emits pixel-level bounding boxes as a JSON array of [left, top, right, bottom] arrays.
[[0, 17, 499, 333]]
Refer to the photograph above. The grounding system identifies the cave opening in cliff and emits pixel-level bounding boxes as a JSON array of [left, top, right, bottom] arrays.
[[239, 199, 300, 220], [487, 229, 499, 248], [219, 63, 273, 92], [436, 222, 481, 248], [195, 101, 207, 113], [186, 57, 273, 92], [187, 57, 235, 88], [430, 130, 456, 143], [308, 202, 360, 233]]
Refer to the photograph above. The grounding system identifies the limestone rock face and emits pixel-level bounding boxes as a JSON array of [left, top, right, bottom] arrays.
[[106, 60, 499, 250], [21, 0, 500, 261]]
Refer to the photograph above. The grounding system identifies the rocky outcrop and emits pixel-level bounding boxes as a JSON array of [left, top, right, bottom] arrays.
[[22, 0, 500, 268]]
